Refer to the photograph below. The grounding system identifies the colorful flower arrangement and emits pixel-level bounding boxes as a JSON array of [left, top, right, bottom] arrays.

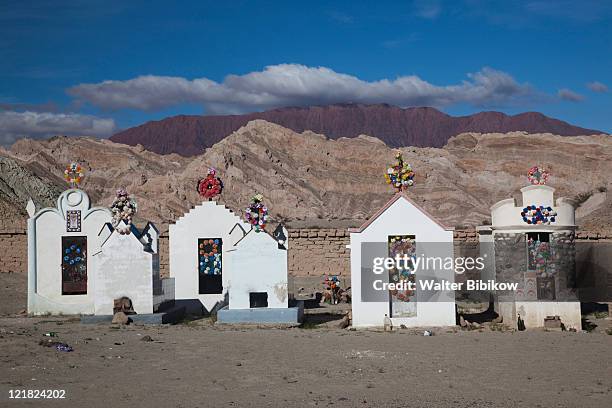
[[527, 165, 550, 185], [528, 238, 552, 277], [384, 151, 415, 191], [323, 275, 343, 304], [199, 239, 222, 275], [63, 243, 84, 267], [198, 167, 223, 200], [388, 235, 416, 302], [521, 205, 557, 225], [323, 275, 340, 291], [110, 188, 138, 234], [245, 193, 268, 232], [64, 162, 84, 187]]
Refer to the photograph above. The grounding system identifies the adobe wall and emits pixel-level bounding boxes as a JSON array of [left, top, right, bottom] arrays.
[[0, 230, 28, 274], [3, 228, 612, 301]]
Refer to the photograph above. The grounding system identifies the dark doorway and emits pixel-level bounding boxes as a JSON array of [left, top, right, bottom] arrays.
[[62, 236, 87, 295], [198, 238, 223, 294], [249, 292, 268, 308]]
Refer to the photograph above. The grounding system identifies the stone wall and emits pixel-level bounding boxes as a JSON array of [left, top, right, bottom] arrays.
[[2, 226, 611, 289], [0, 230, 27, 274], [159, 232, 169, 279], [287, 229, 351, 278], [157, 228, 351, 280]]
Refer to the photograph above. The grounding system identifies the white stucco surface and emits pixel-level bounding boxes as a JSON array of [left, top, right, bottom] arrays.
[[491, 185, 575, 230], [93, 221, 159, 315], [496, 301, 582, 330], [227, 229, 288, 309], [27, 189, 112, 315], [169, 201, 249, 312], [350, 193, 455, 328]]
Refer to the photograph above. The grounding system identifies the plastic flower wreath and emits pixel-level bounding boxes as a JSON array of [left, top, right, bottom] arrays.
[[527, 165, 549, 185], [198, 167, 223, 200], [245, 193, 268, 232], [110, 188, 138, 234], [521, 205, 557, 225], [199, 239, 222, 275], [64, 162, 84, 187], [384, 151, 415, 191]]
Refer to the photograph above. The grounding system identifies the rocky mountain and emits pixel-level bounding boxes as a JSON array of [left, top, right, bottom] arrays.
[[0, 156, 64, 230], [1, 121, 610, 233], [110, 104, 603, 156]]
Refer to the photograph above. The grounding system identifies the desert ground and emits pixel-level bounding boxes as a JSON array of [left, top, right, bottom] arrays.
[[0, 274, 610, 408]]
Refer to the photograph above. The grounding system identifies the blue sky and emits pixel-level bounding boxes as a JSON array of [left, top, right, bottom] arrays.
[[1, 0, 611, 144]]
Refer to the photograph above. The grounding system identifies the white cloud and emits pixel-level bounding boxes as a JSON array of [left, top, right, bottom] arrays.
[[557, 88, 584, 102], [587, 81, 608, 93], [413, 0, 441, 19], [0, 110, 116, 145], [67, 64, 535, 114]]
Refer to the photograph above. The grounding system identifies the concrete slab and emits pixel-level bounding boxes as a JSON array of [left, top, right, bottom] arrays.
[[217, 305, 303, 324], [80, 305, 185, 325]]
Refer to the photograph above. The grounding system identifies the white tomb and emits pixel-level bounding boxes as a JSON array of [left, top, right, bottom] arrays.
[[27, 189, 112, 315], [94, 220, 172, 315], [227, 226, 288, 309], [478, 184, 581, 329], [349, 192, 456, 328], [217, 225, 302, 323], [169, 201, 250, 314]]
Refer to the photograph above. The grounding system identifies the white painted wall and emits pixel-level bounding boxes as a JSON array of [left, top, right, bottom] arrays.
[[93, 221, 158, 315], [169, 201, 249, 312], [27, 189, 112, 315], [227, 229, 288, 309], [350, 194, 455, 328], [497, 301, 582, 330], [491, 185, 575, 229]]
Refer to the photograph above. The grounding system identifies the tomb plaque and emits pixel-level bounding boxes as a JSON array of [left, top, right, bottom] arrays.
[[61, 236, 87, 295], [537, 276, 556, 300], [66, 210, 81, 232]]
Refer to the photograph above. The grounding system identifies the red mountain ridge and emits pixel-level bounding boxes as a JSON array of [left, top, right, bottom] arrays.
[[110, 104, 603, 156]]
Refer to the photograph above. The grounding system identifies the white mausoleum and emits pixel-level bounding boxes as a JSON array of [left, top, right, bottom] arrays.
[[94, 220, 172, 315], [27, 189, 173, 317], [349, 193, 456, 328], [27, 189, 112, 315], [169, 201, 249, 313], [478, 184, 581, 329], [226, 225, 289, 310]]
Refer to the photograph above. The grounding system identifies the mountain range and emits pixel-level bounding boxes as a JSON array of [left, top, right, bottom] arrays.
[[110, 104, 603, 156], [1, 121, 610, 233]]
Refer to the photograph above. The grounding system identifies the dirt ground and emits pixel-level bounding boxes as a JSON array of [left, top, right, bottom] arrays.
[[1, 273, 611, 408]]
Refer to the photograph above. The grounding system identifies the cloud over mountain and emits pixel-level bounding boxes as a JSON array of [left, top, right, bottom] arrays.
[[67, 64, 535, 114], [557, 88, 584, 102], [0, 110, 116, 145]]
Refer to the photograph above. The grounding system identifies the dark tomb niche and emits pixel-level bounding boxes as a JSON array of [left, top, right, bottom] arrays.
[[249, 292, 268, 308], [62, 236, 87, 295], [198, 238, 223, 294]]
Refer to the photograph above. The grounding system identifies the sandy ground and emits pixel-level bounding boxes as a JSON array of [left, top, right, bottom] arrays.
[[1, 273, 611, 408]]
